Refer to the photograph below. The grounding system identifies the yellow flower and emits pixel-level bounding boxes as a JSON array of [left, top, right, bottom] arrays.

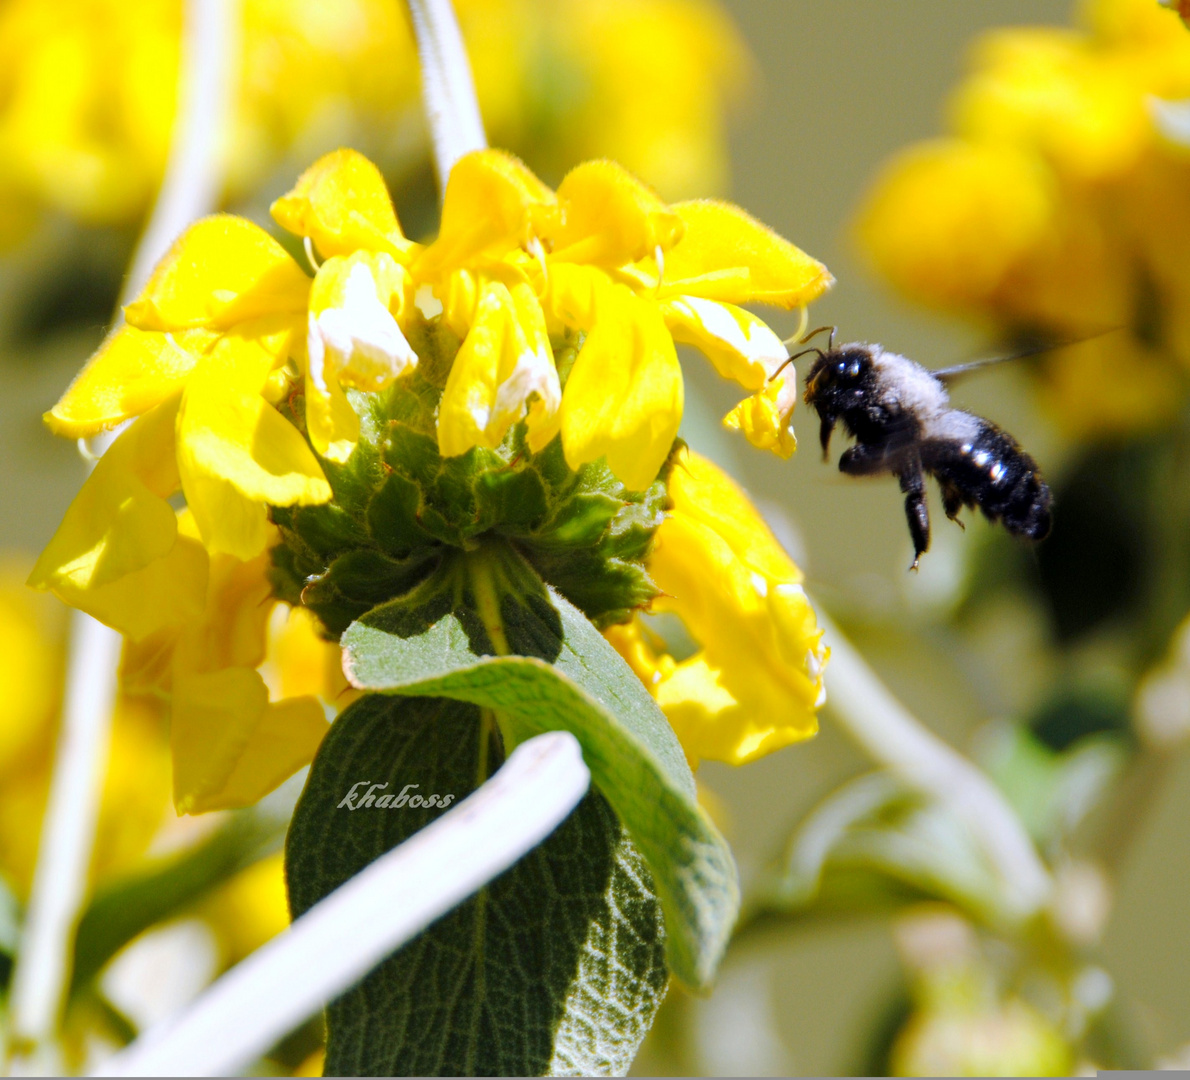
[[36, 145, 828, 803], [0, 0, 748, 246], [853, 0, 1190, 438], [606, 451, 827, 767], [417, 150, 832, 489]]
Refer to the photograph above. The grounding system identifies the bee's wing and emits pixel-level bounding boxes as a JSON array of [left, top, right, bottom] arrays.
[[930, 330, 1120, 384], [931, 353, 1027, 382]]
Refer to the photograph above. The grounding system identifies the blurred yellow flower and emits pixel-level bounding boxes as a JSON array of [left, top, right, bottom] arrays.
[[606, 451, 827, 767], [198, 852, 290, 967], [0, 0, 749, 247], [0, 561, 171, 900], [854, 0, 1190, 438]]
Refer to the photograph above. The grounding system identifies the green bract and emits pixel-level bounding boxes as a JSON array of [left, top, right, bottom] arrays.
[[270, 325, 672, 637]]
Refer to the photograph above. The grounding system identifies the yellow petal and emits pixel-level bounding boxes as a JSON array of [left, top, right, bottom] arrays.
[[722, 367, 799, 459], [30, 396, 182, 596], [438, 275, 559, 457], [417, 149, 556, 274], [171, 550, 275, 678], [270, 148, 414, 260], [657, 651, 818, 768], [304, 360, 360, 465], [172, 668, 328, 813], [124, 215, 310, 331], [662, 200, 834, 308], [178, 328, 331, 559], [30, 397, 208, 641], [548, 159, 684, 267], [667, 448, 801, 585], [263, 604, 352, 705], [304, 251, 415, 464], [663, 296, 786, 389], [43, 531, 209, 642], [201, 853, 290, 963], [560, 284, 682, 490], [46, 325, 218, 438], [645, 452, 826, 764]]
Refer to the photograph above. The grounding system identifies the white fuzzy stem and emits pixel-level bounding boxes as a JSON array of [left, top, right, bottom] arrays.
[[7, 614, 120, 1076], [406, 0, 487, 196], [818, 609, 1052, 919], [6, 1, 238, 1070], [120, 0, 239, 309], [95, 731, 590, 1078]]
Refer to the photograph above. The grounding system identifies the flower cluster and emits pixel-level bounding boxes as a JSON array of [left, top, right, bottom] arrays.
[[32, 145, 831, 804], [853, 0, 1190, 437], [0, 0, 748, 247]]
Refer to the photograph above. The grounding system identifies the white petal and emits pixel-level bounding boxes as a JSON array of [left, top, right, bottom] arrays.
[[311, 263, 418, 391], [491, 345, 561, 431], [678, 295, 787, 374]]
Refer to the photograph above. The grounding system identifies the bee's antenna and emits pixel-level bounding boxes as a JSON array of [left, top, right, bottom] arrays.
[[799, 325, 837, 350], [769, 346, 824, 382]]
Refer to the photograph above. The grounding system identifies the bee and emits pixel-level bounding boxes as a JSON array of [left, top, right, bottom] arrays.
[[792, 327, 1052, 570]]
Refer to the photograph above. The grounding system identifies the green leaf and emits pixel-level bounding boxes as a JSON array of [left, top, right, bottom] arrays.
[[342, 556, 739, 990], [747, 771, 1009, 930], [70, 806, 286, 999], [286, 695, 668, 1076]]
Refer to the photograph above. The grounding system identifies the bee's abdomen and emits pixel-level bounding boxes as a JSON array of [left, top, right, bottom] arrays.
[[923, 419, 1052, 541]]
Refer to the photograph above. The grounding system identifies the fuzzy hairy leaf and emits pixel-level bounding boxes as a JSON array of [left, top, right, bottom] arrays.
[[286, 695, 668, 1076], [342, 570, 739, 990]]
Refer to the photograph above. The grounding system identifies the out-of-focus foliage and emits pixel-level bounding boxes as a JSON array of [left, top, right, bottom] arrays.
[[0, 0, 749, 252], [854, 0, 1190, 438]]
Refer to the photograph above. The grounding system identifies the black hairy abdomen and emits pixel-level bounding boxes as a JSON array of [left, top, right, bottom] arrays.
[[922, 421, 1052, 540]]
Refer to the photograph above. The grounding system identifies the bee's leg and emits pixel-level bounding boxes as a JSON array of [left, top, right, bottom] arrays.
[[839, 443, 888, 476], [819, 414, 836, 461], [897, 462, 930, 570], [941, 482, 965, 530]]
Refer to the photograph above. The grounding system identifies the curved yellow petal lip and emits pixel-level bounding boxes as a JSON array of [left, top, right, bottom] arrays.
[[46, 325, 219, 438], [663, 296, 786, 391], [124, 215, 311, 332], [723, 372, 799, 459], [271, 148, 416, 261], [437, 275, 560, 458], [662, 199, 834, 308], [417, 149, 557, 274], [547, 159, 685, 267]]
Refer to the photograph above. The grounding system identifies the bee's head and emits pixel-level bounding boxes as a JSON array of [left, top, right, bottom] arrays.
[[803, 345, 876, 412], [799, 343, 878, 459]]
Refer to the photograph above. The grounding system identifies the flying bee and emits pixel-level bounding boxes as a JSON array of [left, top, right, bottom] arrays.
[[791, 327, 1052, 570]]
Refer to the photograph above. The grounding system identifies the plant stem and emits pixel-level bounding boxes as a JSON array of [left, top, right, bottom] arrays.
[[406, 0, 487, 198], [817, 607, 1052, 921], [95, 732, 590, 1078], [5, 0, 238, 1069]]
